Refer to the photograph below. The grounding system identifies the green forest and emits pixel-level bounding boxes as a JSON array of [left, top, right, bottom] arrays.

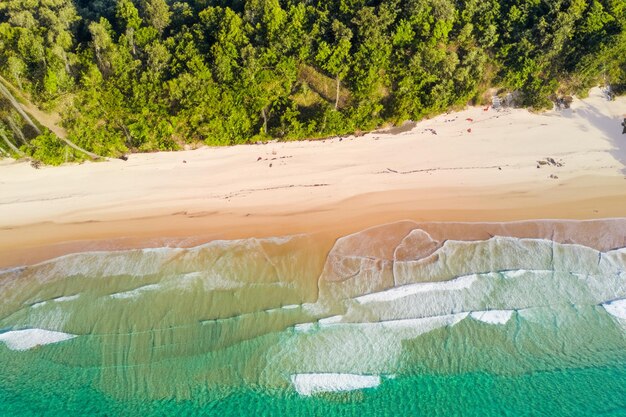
[[0, 0, 625, 164]]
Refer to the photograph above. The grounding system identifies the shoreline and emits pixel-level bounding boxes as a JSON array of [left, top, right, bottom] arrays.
[[1, 88, 626, 267], [2, 177, 625, 269]]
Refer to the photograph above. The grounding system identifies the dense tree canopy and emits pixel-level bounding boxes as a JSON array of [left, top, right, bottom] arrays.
[[0, 0, 624, 164]]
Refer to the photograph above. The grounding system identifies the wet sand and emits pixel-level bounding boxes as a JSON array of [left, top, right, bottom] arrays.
[[2, 176, 625, 268]]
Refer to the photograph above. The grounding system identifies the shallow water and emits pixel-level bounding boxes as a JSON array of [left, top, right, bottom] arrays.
[[1, 222, 625, 416]]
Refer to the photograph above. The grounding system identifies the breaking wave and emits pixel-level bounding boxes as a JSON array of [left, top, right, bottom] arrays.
[[1, 219, 625, 407]]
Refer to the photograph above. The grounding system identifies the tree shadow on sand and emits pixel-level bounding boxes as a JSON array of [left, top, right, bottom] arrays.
[[562, 99, 626, 175]]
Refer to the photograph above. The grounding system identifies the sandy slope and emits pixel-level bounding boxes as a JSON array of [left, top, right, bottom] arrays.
[[1, 87, 625, 267]]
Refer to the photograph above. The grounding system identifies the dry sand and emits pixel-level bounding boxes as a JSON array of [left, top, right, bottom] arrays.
[[1, 87, 625, 267]]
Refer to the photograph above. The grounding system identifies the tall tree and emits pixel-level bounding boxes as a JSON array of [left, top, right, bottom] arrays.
[[144, 0, 171, 35], [116, 0, 142, 55], [316, 20, 352, 109]]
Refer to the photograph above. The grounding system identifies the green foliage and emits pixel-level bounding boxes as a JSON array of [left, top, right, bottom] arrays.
[[22, 130, 85, 165], [0, 0, 625, 164], [117, 0, 142, 32], [143, 0, 171, 35]]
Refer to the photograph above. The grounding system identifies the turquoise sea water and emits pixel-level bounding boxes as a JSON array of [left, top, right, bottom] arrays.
[[1, 223, 625, 416], [2, 362, 626, 416]]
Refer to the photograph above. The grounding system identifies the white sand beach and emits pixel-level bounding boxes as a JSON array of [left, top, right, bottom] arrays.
[[1, 88, 625, 267]]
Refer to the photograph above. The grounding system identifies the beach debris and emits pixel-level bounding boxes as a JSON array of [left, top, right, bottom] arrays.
[[602, 84, 614, 101], [119, 155, 129, 161], [257, 156, 262, 161], [621, 117, 626, 134], [466, 118, 474, 122], [424, 128, 437, 135], [537, 157, 563, 168], [381, 164, 511, 175], [30, 160, 42, 169], [554, 95, 573, 109], [467, 128, 472, 133], [504, 92, 514, 107], [549, 174, 559, 179], [269, 163, 273, 168], [183, 160, 187, 164]]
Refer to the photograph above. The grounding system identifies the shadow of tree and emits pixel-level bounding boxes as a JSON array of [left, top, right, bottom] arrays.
[[561, 99, 626, 175]]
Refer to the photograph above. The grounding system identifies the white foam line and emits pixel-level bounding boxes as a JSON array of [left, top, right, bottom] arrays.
[[110, 284, 161, 299], [30, 294, 80, 309], [470, 310, 514, 325], [18, 234, 305, 271], [294, 323, 315, 332], [291, 373, 380, 396], [295, 312, 468, 336], [355, 275, 478, 304], [264, 304, 301, 313], [0, 329, 77, 351], [140, 247, 181, 255], [54, 295, 80, 302], [503, 270, 529, 279], [378, 313, 468, 330], [0, 266, 25, 275], [318, 315, 343, 325], [603, 299, 626, 320]]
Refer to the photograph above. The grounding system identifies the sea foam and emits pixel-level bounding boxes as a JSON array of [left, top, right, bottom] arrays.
[[355, 274, 478, 304], [0, 329, 77, 351], [291, 373, 380, 396], [318, 315, 343, 325], [109, 284, 161, 299], [31, 294, 80, 309], [470, 310, 514, 325], [312, 314, 468, 340], [603, 299, 626, 320], [294, 323, 315, 332], [378, 313, 468, 332]]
